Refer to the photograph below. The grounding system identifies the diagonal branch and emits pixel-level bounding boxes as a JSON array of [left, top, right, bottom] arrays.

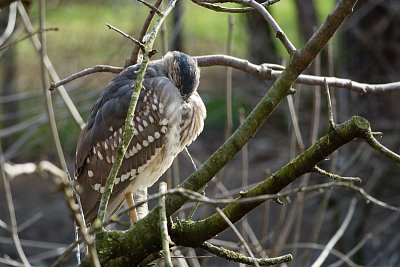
[[94, 0, 178, 231]]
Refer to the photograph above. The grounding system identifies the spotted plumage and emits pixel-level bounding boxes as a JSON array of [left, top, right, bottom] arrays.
[[74, 51, 206, 224]]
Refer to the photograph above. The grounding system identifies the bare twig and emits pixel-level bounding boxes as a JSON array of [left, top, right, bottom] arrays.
[[311, 198, 357, 267], [137, 0, 163, 15], [215, 207, 260, 267], [225, 15, 234, 140], [286, 94, 305, 151], [49, 65, 122, 91], [363, 131, 400, 164], [324, 79, 336, 130], [0, 27, 58, 51], [192, 0, 280, 13], [159, 182, 173, 267], [313, 166, 362, 183], [0, 142, 31, 266], [202, 241, 292, 266], [106, 23, 146, 52]]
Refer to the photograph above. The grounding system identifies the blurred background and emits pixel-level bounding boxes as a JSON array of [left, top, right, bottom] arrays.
[[0, 0, 399, 266]]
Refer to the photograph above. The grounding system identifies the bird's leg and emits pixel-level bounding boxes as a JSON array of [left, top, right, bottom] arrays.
[[125, 192, 138, 224]]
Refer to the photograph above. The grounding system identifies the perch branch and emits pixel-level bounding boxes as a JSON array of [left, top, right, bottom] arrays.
[[51, 54, 400, 94]]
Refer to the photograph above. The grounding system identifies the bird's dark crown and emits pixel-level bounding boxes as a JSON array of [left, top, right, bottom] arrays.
[[163, 51, 200, 100]]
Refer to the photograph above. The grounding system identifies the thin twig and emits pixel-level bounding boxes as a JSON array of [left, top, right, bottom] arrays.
[[137, 0, 163, 15], [49, 65, 122, 91], [106, 23, 146, 52], [191, 0, 280, 13], [159, 182, 173, 267], [50, 239, 82, 267], [215, 207, 260, 267], [202, 241, 292, 266], [324, 79, 336, 130], [33, 161, 100, 267], [313, 166, 362, 183], [311, 198, 357, 267], [225, 15, 234, 140], [0, 142, 31, 266], [363, 131, 400, 164], [286, 94, 305, 151], [0, 27, 58, 51]]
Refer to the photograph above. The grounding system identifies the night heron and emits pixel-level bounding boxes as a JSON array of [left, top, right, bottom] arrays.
[[74, 51, 206, 225]]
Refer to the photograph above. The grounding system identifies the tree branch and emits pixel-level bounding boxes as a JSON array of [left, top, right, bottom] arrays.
[[82, 0, 362, 265]]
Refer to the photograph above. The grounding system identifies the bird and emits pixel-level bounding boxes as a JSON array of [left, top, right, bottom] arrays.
[[74, 51, 206, 225]]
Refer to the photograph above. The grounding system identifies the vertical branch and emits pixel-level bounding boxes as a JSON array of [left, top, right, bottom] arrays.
[[95, 0, 178, 230], [38, 0, 67, 171], [0, 141, 31, 267], [159, 182, 173, 267], [239, 108, 249, 251], [224, 15, 234, 140]]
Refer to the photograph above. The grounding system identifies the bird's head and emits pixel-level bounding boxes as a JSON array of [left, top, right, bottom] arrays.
[[163, 51, 200, 101]]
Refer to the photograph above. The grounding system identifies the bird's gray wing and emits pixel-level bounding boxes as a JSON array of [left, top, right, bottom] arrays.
[[74, 69, 178, 224]]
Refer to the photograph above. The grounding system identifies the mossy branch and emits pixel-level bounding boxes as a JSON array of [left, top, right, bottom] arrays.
[[171, 116, 370, 246]]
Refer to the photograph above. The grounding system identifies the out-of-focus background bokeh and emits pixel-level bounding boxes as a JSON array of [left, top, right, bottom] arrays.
[[0, 0, 399, 266]]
